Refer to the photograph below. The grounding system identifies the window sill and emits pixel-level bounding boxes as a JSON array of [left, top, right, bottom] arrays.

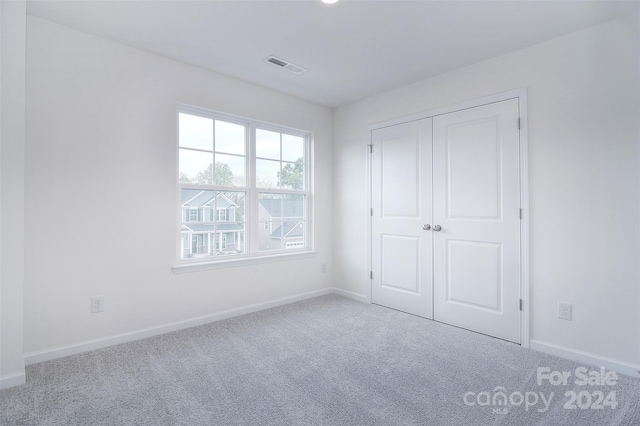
[[172, 250, 318, 274]]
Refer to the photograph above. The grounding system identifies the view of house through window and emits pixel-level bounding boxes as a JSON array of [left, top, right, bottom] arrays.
[[178, 107, 309, 260]]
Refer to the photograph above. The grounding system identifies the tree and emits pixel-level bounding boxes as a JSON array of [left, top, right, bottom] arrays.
[[195, 162, 234, 186], [194, 163, 243, 220], [179, 172, 193, 184], [278, 157, 303, 190]]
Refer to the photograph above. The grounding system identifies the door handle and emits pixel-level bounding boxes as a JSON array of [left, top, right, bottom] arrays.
[[422, 224, 431, 231], [433, 225, 442, 232]]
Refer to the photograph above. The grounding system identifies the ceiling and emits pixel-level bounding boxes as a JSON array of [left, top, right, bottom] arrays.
[[26, 0, 637, 107]]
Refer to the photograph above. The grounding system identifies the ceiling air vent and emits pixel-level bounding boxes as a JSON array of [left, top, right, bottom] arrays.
[[266, 56, 306, 74]]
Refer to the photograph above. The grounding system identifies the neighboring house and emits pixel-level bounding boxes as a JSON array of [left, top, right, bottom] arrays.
[[258, 198, 304, 251], [181, 190, 243, 257]]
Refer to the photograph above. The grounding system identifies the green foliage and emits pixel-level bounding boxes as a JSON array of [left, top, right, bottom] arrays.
[[214, 162, 235, 186], [191, 162, 235, 186], [278, 158, 304, 190], [178, 172, 193, 184]]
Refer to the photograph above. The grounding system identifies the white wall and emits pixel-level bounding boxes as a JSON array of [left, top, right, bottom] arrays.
[[333, 17, 640, 368], [0, 0, 27, 388], [24, 17, 333, 358]]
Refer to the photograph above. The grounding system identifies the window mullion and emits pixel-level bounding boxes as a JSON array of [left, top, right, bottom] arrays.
[[248, 124, 258, 255]]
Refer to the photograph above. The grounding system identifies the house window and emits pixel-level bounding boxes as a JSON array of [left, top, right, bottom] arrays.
[[178, 106, 310, 262]]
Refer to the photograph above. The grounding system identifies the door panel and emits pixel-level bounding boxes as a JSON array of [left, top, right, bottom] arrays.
[[447, 119, 501, 219], [447, 240, 501, 311], [381, 235, 420, 293], [433, 99, 520, 343], [371, 119, 433, 318], [381, 135, 419, 217]]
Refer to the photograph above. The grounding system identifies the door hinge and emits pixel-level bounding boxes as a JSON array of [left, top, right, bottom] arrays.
[[519, 299, 523, 311], [370, 271, 373, 279], [370, 208, 373, 216], [518, 118, 521, 130], [519, 208, 523, 220], [368, 144, 373, 153]]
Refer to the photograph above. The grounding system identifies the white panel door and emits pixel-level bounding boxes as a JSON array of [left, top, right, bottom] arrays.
[[371, 119, 433, 318], [432, 99, 521, 343]]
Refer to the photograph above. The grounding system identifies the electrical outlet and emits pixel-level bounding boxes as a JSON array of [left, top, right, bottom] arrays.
[[91, 296, 104, 313], [558, 302, 571, 320], [321, 263, 327, 273]]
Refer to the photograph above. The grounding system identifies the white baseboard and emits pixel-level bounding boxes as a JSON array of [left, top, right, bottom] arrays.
[[24, 287, 334, 366], [0, 371, 26, 389], [20, 293, 640, 384], [530, 339, 640, 379], [332, 287, 369, 303]]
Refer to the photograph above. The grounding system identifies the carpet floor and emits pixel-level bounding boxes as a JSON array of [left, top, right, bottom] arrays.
[[1, 294, 638, 425]]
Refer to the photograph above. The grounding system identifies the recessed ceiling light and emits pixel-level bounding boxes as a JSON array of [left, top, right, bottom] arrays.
[[321, 0, 340, 4]]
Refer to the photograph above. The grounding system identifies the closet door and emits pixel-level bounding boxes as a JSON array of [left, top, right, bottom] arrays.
[[432, 99, 521, 343], [370, 118, 433, 318]]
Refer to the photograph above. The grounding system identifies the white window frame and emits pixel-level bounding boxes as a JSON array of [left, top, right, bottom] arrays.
[[174, 105, 315, 273]]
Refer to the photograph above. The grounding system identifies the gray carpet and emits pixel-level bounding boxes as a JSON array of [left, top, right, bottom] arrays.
[[1, 294, 638, 425]]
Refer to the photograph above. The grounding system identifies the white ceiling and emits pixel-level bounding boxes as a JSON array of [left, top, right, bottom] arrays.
[[26, 0, 637, 107]]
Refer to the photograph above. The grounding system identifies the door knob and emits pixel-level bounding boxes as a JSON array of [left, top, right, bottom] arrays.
[[422, 224, 431, 231], [433, 225, 442, 232]]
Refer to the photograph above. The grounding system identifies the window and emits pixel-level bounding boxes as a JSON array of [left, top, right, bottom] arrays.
[[177, 106, 310, 262]]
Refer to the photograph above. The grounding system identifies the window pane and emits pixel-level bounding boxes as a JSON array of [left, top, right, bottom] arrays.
[[215, 120, 245, 155], [219, 191, 245, 222], [258, 193, 282, 219], [215, 154, 245, 186], [181, 188, 248, 258], [283, 194, 304, 219], [280, 161, 304, 190], [257, 193, 305, 252], [259, 221, 283, 252], [179, 149, 213, 184], [256, 129, 280, 160], [282, 134, 304, 162], [256, 159, 280, 188], [179, 113, 213, 150]]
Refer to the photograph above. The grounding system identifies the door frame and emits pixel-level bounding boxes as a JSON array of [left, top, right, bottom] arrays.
[[367, 88, 530, 348]]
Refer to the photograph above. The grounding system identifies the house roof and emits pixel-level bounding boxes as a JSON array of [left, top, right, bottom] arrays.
[[259, 198, 303, 219], [182, 190, 237, 209], [270, 220, 303, 240]]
